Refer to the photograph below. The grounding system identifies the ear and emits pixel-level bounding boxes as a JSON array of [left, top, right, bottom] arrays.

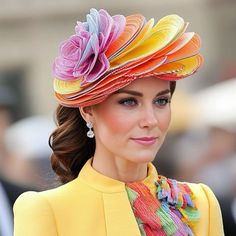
[[79, 106, 94, 123]]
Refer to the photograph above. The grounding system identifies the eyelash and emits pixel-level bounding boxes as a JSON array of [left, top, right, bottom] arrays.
[[118, 97, 170, 107]]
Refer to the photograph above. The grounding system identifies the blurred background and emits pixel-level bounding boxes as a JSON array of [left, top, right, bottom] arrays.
[[0, 0, 235, 235]]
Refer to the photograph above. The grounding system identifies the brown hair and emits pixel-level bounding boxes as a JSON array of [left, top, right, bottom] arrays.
[[49, 81, 176, 184]]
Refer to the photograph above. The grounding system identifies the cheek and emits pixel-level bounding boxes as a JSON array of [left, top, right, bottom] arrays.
[[94, 108, 135, 137], [159, 108, 171, 133]]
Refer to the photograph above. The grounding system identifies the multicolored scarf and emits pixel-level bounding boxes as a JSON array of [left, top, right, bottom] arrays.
[[125, 175, 200, 236]]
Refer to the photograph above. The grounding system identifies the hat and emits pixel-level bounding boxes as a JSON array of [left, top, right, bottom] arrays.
[[53, 8, 203, 107]]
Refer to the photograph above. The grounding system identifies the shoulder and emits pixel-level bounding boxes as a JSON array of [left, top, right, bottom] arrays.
[[182, 182, 222, 216], [14, 190, 50, 212], [13, 189, 67, 219], [187, 182, 215, 197], [14, 176, 95, 220], [187, 182, 221, 208], [14, 191, 58, 236], [13, 179, 83, 236], [183, 182, 224, 236], [14, 177, 80, 208]]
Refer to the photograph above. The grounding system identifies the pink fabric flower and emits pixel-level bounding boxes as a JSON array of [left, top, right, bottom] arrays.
[[53, 8, 126, 85]]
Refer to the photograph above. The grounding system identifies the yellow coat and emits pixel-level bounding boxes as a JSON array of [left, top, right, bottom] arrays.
[[14, 159, 224, 236]]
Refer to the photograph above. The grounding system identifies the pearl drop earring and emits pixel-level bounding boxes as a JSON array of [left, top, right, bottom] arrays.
[[86, 121, 94, 138]]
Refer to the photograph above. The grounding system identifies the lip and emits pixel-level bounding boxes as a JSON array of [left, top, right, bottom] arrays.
[[131, 137, 157, 145]]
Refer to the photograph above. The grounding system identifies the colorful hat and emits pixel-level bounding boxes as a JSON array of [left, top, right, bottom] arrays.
[[53, 8, 203, 107]]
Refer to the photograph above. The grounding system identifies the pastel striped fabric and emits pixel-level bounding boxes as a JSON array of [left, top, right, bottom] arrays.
[[125, 176, 200, 236]]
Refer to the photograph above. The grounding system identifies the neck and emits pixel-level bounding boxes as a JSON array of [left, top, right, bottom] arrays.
[[91, 154, 148, 183]]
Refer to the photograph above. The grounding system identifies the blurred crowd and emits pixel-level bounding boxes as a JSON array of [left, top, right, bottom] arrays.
[[0, 86, 59, 236], [0, 78, 236, 235]]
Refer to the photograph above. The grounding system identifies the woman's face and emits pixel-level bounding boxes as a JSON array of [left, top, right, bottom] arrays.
[[91, 77, 172, 164]]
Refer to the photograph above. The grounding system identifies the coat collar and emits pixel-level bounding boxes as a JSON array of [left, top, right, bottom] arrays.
[[78, 158, 158, 193]]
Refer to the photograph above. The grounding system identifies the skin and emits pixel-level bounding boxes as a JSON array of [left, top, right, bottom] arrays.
[[80, 77, 172, 183]]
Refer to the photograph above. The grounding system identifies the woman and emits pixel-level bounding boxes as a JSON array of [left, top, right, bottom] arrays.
[[14, 8, 224, 236]]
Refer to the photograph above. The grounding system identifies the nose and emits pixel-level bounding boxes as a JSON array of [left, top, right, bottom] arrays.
[[139, 105, 158, 129]]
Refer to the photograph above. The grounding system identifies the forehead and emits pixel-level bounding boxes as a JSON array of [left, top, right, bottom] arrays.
[[118, 77, 170, 92]]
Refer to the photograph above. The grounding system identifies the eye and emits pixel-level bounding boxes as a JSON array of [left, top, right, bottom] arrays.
[[154, 96, 170, 107], [118, 97, 138, 107]]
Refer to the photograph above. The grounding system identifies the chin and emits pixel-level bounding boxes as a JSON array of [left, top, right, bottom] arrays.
[[126, 151, 156, 164]]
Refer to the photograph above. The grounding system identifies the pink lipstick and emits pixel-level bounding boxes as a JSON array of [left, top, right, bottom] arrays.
[[131, 137, 157, 145]]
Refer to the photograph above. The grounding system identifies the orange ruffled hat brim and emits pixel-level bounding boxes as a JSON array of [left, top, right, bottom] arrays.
[[53, 13, 203, 107]]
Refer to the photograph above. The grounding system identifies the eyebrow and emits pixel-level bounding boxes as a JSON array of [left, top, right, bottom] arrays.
[[113, 89, 171, 97]]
